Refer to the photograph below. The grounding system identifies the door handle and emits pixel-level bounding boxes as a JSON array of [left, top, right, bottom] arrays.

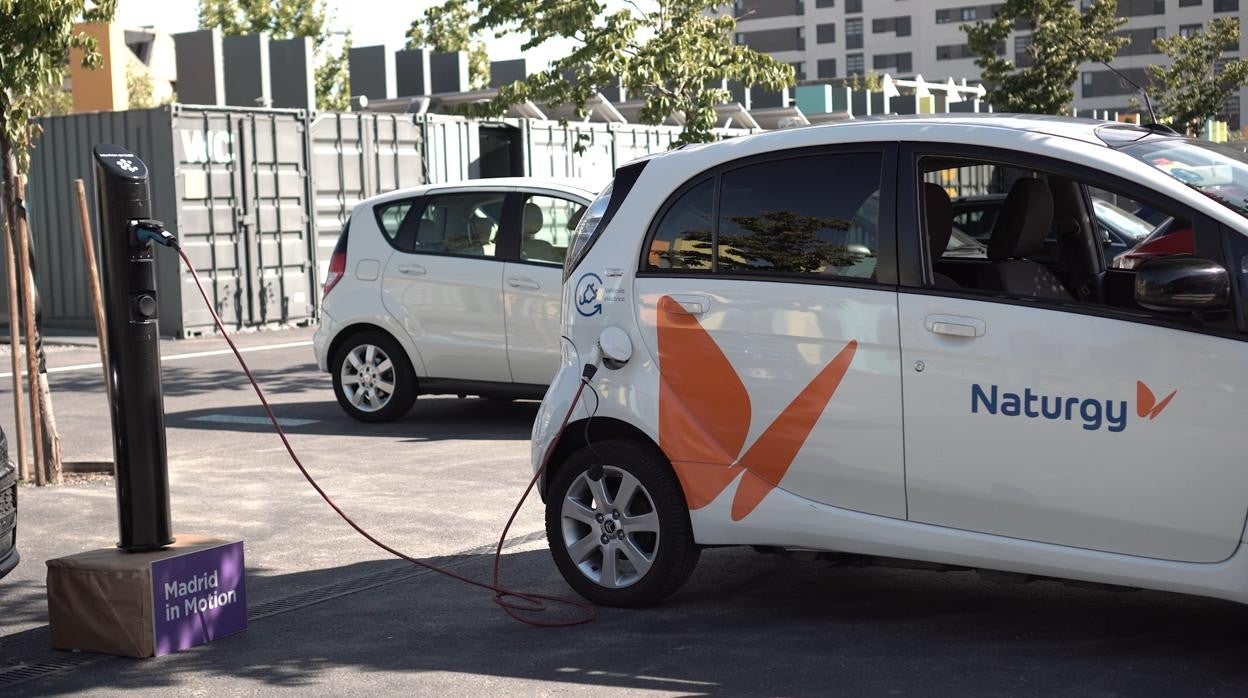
[[397, 263, 427, 276], [925, 314, 986, 338], [507, 276, 541, 290], [666, 294, 711, 316]]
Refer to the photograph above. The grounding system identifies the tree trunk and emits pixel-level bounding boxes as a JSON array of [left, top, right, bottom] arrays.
[[18, 174, 62, 484], [0, 130, 29, 483]]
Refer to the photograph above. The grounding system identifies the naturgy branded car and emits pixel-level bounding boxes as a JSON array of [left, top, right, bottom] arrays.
[[532, 115, 1248, 607]]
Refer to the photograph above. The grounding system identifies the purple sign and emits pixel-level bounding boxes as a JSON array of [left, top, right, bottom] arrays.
[[150, 541, 247, 656]]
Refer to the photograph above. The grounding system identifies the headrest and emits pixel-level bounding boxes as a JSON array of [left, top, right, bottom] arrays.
[[523, 203, 544, 236], [988, 178, 1053, 260], [468, 217, 494, 241], [922, 183, 953, 261]]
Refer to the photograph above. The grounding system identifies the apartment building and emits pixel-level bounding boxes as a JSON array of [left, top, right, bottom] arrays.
[[730, 0, 1248, 127]]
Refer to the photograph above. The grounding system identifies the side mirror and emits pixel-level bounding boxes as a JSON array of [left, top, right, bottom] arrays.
[[1135, 256, 1230, 312]]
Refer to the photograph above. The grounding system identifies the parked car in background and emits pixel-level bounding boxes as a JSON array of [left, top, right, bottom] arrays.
[[314, 179, 593, 422], [1, 426, 18, 580], [533, 116, 1248, 607]]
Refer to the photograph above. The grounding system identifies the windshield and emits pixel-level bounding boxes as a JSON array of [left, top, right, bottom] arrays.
[[1091, 198, 1154, 241], [1122, 138, 1248, 217]]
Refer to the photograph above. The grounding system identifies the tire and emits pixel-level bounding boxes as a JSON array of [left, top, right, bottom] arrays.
[[545, 438, 700, 607], [331, 330, 418, 423]]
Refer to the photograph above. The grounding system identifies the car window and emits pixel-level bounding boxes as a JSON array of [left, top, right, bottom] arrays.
[[645, 178, 714, 271], [404, 191, 506, 258], [520, 194, 585, 266], [375, 200, 414, 242], [716, 153, 882, 279]]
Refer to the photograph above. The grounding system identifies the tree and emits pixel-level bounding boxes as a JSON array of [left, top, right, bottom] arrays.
[[126, 64, 156, 109], [406, 2, 491, 90], [1148, 19, 1248, 136], [467, 0, 794, 146], [197, 0, 351, 110], [963, 0, 1127, 115], [0, 0, 113, 485]]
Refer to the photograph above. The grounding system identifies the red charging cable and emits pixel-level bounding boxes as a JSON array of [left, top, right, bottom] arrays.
[[175, 245, 597, 627]]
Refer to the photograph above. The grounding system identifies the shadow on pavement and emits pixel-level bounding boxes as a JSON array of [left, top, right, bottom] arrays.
[[15, 546, 1248, 695], [164, 397, 540, 440]]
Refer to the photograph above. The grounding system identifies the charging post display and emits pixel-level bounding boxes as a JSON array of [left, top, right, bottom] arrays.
[[92, 144, 173, 552]]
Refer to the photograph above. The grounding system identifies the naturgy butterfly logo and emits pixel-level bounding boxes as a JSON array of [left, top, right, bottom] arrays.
[[655, 296, 857, 521], [1137, 381, 1177, 420]]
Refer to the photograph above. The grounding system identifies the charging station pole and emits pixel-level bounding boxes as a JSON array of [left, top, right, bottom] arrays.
[[92, 144, 173, 552]]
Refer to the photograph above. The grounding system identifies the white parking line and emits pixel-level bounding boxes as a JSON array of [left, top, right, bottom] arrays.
[[0, 340, 314, 379], [189, 414, 320, 427]]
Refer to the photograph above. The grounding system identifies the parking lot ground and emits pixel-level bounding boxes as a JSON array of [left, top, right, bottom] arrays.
[[3, 327, 1248, 695]]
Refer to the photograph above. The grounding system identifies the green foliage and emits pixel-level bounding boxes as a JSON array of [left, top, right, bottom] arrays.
[[1148, 19, 1248, 136], [126, 63, 155, 109], [845, 72, 883, 93], [0, 0, 117, 167], [406, 2, 491, 90], [963, 0, 1126, 115], [197, 0, 349, 110], [466, 0, 793, 146]]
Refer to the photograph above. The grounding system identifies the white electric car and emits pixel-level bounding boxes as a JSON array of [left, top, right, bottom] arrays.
[[313, 180, 592, 421], [533, 115, 1248, 607]]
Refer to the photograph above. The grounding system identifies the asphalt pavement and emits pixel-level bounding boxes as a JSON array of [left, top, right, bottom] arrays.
[[2, 327, 1248, 695]]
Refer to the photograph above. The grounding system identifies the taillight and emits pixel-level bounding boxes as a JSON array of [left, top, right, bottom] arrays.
[[323, 218, 350, 297]]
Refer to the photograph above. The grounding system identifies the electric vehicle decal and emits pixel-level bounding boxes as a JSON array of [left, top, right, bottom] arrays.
[[574, 273, 604, 317], [656, 295, 858, 521]]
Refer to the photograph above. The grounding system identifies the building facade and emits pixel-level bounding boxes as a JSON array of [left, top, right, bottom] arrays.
[[729, 0, 1248, 126]]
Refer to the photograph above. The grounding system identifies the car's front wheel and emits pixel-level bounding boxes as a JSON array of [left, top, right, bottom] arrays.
[[546, 438, 699, 607], [331, 330, 417, 422]]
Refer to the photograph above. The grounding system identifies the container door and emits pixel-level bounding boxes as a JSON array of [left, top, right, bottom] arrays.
[[236, 112, 315, 326]]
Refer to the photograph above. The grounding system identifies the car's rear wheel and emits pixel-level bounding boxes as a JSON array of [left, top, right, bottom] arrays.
[[331, 330, 417, 422], [545, 438, 699, 607]]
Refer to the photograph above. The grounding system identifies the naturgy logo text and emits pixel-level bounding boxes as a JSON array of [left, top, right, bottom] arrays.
[[971, 381, 1175, 433]]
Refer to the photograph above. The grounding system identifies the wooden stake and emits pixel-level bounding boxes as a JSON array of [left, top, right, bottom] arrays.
[[74, 179, 110, 395], [14, 178, 44, 485], [1, 180, 27, 483], [1, 137, 28, 483]]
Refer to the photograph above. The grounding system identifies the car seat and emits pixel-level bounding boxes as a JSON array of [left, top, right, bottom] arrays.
[[977, 178, 1072, 300], [521, 202, 559, 262], [922, 183, 961, 289]]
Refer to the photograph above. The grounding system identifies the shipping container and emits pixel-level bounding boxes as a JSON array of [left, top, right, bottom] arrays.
[[309, 112, 422, 285], [19, 105, 316, 337]]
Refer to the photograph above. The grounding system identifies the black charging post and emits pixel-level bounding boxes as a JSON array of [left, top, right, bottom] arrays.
[[92, 144, 173, 552]]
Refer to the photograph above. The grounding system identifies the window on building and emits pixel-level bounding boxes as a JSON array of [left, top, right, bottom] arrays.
[[846, 17, 863, 49], [1179, 0, 1202, 6], [790, 61, 806, 81], [872, 16, 912, 37], [1081, 67, 1150, 98], [873, 52, 913, 74], [1116, 0, 1164, 15], [817, 58, 838, 78], [1179, 23, 1202, 37], [845, 0, 862, 13], [817, 22, 836, 43], [1117, 27, 1164, 56], [815, 0, 834, 7], [1014, 34, 1032, 68], [847, 53, 864, 76], [1214, 0, 1238, 11], [937, 44, 975, 61]]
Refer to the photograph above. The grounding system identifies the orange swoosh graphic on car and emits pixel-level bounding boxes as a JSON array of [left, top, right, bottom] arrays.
[[657, 294, 857, 519], [657, 295, 750, 508], [731, 339, 857, 521], [1136, 381, 1177, 420]]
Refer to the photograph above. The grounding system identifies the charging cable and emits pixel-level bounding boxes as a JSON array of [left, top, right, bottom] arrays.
[[139, 222, 597, 626]]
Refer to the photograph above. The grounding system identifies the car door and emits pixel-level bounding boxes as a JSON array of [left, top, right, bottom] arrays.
[[502, 191, 588, 386], [898, 144, 1248, 564], [634, 145, 907, 521], [379, 189, 512, 383]]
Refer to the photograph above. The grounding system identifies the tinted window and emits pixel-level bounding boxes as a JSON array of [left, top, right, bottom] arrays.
[[406, 191, 506, 257], [375, 199, 415, 242], [717, 153, 882, 278], [520, 194, 585, 266], [645, 179, 714, 271]]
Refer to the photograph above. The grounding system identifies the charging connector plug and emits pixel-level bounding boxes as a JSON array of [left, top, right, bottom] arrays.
[[131, 219, 179, 248]]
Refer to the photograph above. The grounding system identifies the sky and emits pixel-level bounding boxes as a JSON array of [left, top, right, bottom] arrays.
[[116, 0, 575, 66]]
